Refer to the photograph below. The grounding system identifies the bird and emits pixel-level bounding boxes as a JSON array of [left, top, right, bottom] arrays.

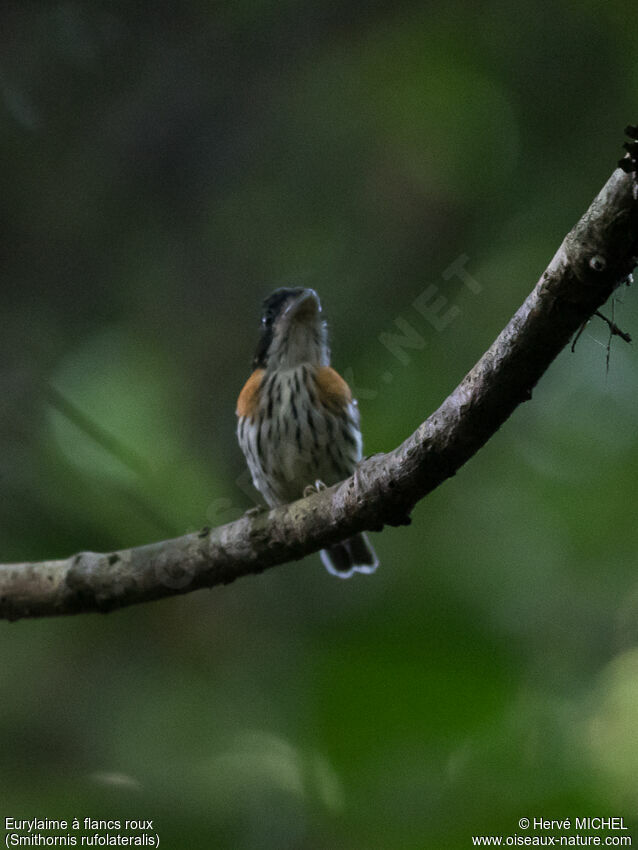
[[236, 287, 378, 578]]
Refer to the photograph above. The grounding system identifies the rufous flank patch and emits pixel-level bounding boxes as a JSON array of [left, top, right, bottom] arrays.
[[315, 366, 352, 409], [236, 369, 265, 418]]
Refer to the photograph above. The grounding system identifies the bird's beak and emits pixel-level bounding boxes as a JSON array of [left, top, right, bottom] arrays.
[[284, 289, 321, 323]]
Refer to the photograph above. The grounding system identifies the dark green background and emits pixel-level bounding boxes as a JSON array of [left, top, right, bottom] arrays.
[[1, 1, 637, 847]]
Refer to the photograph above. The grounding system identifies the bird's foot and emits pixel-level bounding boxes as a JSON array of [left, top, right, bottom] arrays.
[[244, 503, 267, 517], [303, 480, 327, 497]]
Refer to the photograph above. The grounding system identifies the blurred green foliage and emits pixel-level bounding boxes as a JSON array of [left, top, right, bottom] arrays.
[[1, 1, 638, 847]]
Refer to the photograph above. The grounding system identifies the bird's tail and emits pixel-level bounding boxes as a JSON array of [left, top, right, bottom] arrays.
[[320, 532, 378, 579]]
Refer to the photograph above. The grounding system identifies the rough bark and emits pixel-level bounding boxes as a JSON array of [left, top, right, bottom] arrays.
[[1, 149, 637, 622]]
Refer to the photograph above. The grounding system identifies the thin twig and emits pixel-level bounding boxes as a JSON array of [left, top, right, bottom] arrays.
[[594, 309, 632, 344]]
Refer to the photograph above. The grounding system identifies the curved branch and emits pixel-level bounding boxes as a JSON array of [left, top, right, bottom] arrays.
[[2, 155, 638, 621]]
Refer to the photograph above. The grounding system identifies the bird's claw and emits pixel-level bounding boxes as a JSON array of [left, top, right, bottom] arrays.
[[303, 480, 327, 497]]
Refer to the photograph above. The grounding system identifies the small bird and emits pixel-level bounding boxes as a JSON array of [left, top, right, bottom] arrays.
[[236, 287, 378, 578]]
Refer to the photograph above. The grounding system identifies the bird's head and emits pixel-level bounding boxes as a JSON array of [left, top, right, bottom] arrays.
[[252, 287, 329, 370]]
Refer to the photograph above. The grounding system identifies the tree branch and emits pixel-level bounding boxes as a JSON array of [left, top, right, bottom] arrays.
[[2, 147, 637, 621]]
